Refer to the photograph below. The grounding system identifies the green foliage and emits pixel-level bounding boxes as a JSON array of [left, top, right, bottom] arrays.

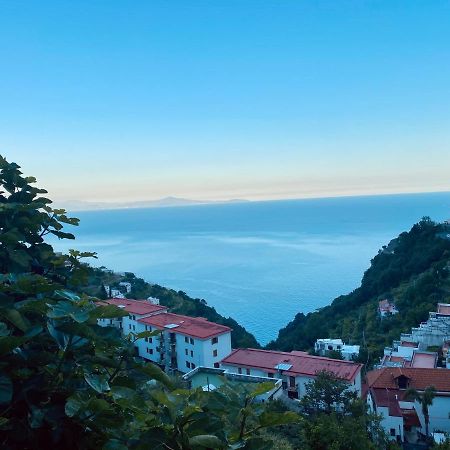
[[0, 156, 297, 449], [268, 217, 450, 364]]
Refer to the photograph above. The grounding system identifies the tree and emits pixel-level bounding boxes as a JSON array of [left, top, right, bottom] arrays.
[[300, 370, 356, 414], [406, 385, 436, 437], [0, 156, 297, 449]]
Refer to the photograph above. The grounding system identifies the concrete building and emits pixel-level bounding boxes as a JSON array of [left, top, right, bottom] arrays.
[[314, 338, 360, 360], [365, 367, 450, 443], [378, 299, 399, 318], [220, 348, 362, 400], [97, 298, 232, 374], [97, 298, 168, 331], [137, 313, 232, 373]]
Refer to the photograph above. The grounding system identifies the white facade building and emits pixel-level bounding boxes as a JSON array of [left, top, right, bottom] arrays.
[[366, 367, 450, 443], [220, 348, 362, 400], [314, 338, 360, 360], [98, 298, 232, 374]]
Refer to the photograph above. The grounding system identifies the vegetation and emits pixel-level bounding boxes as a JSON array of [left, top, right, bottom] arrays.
[[406, 385, 436, 437], [267, 218, 450, 365], [0, 156, 297, 449]]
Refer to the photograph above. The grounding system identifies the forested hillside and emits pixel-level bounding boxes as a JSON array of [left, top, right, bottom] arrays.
[[80, 268, 259, 349], [267, 218, 450, 364]]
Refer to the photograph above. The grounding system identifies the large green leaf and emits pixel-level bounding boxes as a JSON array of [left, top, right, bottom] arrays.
[[137, 363, 174, 390], [84, 372, 110, 393], [189, 434, 225, 448], [0, 374, 13, 405]]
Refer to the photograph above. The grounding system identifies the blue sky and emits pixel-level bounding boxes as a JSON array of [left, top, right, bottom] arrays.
[[1, 1, 449, 203]]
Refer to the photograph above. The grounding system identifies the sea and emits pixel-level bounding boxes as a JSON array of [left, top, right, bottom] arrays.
[[51, 192, 450, 345]]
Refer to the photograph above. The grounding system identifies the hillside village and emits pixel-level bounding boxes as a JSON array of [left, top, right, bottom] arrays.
[[98, 272, 450, 448]]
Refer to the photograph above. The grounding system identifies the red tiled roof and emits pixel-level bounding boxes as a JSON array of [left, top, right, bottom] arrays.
[[139, 312, 231, 339], [437, 303, 450, 316], [370, 388, 405, 416], [366, 367, 450, 392], [402, 408, 421, 428], [411, 352, 437, 369], [104, 298, 167, 315], [220, 348, 362, 381]]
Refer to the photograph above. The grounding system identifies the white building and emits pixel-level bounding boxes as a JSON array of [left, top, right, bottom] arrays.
[[136, 312, 232, 373], [365, 367, 450, 443], [314, 338, 360, 360], [119, 281, 132, 293], [220, 348, 362, 400], [97, 298, 168, 332], [378, 299, 399, 318], [98, 298, 232, 374]]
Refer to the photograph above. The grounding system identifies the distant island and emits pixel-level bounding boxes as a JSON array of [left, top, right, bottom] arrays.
[[59, 196, 250, 211]]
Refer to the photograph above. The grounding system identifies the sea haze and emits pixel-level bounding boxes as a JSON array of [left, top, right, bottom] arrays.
[[51, 192, 450, 345]]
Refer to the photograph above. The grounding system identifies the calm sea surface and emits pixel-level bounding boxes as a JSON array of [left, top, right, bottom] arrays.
[[52, 192, 450, 345]]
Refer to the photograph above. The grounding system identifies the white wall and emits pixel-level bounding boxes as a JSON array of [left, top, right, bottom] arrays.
[[415, 396, 450, 434]]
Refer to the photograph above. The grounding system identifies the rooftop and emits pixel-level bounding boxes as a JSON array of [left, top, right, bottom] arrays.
[[410, 351, 437, 369], [104, 298, 167, 315], [437, 303, 450, 316], [139, 312, 231, 339], [366, 367, 450, 392], [221, 348, 362, 381]]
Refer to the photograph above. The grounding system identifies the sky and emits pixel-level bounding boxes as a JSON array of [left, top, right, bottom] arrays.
[[1, 0, 450, 204]]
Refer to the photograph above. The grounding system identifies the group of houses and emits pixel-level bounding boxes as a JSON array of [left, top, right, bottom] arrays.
[[97, 294, 450, 444], [368, 302, 450, 444], [97, 296, 363, 402]]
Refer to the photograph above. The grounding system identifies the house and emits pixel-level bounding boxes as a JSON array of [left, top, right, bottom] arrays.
[[365, 367, 450, 443], [220, 348, 362, 399], [118, 281, 132, 293], [97, 298, 232, 374], [97, 298, 168, 331], [137, 313, 232, 373], [378, 299, 399, 318], [314, 338, 360, 360]]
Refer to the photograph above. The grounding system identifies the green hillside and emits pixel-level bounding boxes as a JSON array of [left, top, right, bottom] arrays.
[[266, 218, 450, 364]]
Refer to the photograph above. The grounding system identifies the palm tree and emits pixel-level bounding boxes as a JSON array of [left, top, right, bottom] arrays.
[[406, 385, 436, 437]]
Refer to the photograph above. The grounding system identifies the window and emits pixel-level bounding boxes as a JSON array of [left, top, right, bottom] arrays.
[[191, 363, 196, 369], [211, 337, 218, 345], [185, 337, 189, 343], [190, 338, 194, 345], [129, 324, 132, 330], [185, 349, 188, 356], [190, 350, 194, 357], [390, 429, 396, 437], [214, 363, 220, 368], [145, 325, 152, 331], [213, 349, 218, 357], [145, 337, 153, 343], [109, 319, 113, 325], [132, 325, 136, 331], [238, 368, 242, 374], [246, 368, 250, 375], [146, 348, 153, 355], [186, 362, 191, 369]]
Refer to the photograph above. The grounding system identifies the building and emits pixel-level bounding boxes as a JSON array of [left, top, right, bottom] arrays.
[[378, 299, 399, 318], [137, 313, 232, 373], [220, 348, 362, 399], [118, 281, 132, 293], [365, 367, 450, 443], [182, 366, 283, 401], [97, 298, 168, 331], [314, 338, 360, 360], [97, 298, 232, 374]]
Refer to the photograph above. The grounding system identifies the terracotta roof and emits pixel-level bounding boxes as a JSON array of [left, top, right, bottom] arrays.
[[104, 298, 167, 315], [400, 341, 418, 348], [138, 312, 231, 339], [370, 388, 404, 416], [366, 367, 450, 392], [411, 352, 437, 369], [220, 348, 362, 381], [437, 303, 450, 316]]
